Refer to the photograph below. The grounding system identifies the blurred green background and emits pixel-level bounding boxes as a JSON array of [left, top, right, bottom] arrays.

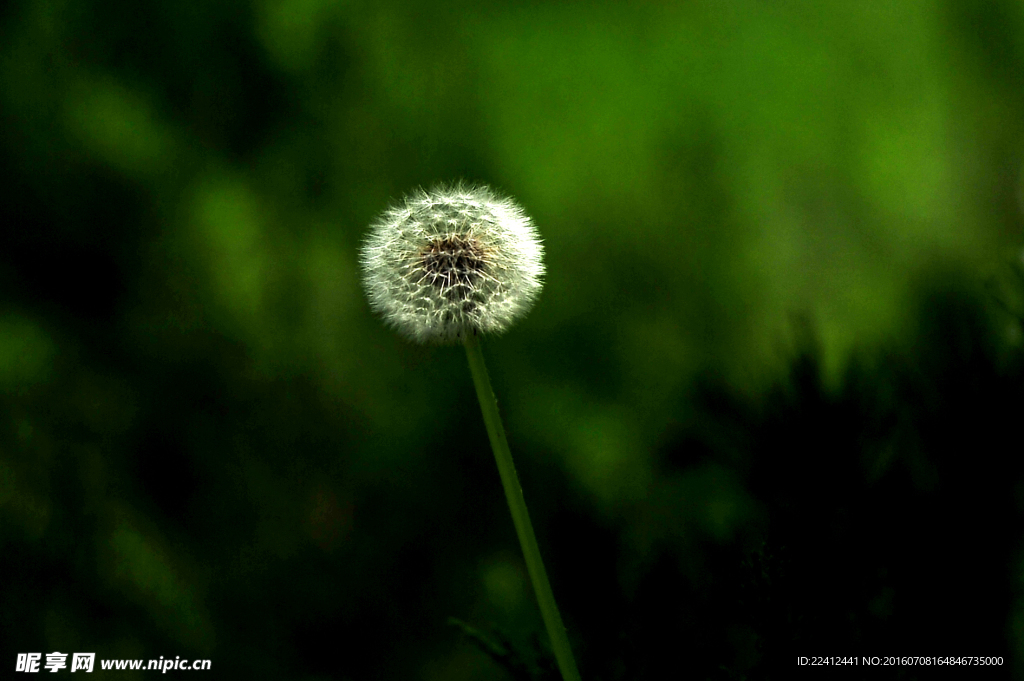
[[2, 1, 1024, 678]]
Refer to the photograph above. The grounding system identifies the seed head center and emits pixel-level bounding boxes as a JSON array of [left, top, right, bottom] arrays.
[[419, 235, 487, 297]]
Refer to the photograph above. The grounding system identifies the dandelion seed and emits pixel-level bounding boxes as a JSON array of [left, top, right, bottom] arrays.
[[360, 183, 544, 343]]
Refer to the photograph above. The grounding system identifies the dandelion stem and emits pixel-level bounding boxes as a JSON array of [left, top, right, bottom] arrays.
[[463, 332, 582, 681]]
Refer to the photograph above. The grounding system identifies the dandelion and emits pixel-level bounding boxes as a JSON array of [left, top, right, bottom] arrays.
[[359, 183, 544, 344], [361, 184, 581, 681]]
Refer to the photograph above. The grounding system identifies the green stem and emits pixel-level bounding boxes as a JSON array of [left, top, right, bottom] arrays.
[[463, 332, 582, 681]]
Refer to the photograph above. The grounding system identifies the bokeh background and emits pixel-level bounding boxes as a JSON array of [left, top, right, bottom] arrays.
[[3, 1, 1024, 678]]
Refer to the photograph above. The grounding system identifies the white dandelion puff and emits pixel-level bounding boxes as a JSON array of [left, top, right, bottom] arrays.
[[360, 183, 545, 343]]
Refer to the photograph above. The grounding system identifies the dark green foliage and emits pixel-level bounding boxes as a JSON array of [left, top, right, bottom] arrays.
[[448, 618, 557, 681]]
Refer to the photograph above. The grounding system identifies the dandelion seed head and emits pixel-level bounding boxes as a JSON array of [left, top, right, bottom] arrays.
[[360, 183, 544, 343]]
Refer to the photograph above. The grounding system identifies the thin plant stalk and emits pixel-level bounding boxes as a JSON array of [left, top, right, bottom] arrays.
[[463, 332, 582, 681]]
